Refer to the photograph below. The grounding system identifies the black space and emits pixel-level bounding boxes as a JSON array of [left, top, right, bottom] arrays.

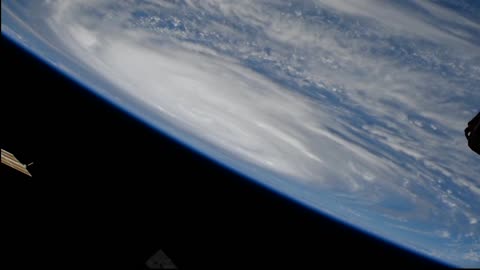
[[2, 35, 449, 269]]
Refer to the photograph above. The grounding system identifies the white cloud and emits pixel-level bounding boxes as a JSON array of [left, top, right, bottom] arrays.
[[314, 0, 480, 50], [10, 0, 479, 267]]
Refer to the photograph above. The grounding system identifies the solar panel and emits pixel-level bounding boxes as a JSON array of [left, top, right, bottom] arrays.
[[1, 149, 32, 177]]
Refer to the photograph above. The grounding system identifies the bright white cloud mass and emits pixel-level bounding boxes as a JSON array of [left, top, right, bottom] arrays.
[[2, 0, 479, 267]]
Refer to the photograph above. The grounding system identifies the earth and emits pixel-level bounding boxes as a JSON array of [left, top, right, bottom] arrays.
[[2, 0, 479, 267]]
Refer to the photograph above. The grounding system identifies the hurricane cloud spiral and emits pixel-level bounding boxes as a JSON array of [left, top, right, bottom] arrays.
[[2, 0, 480, 267]]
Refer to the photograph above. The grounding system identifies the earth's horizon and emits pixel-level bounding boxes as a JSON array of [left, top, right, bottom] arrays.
[[2, 0, 479, 267]]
